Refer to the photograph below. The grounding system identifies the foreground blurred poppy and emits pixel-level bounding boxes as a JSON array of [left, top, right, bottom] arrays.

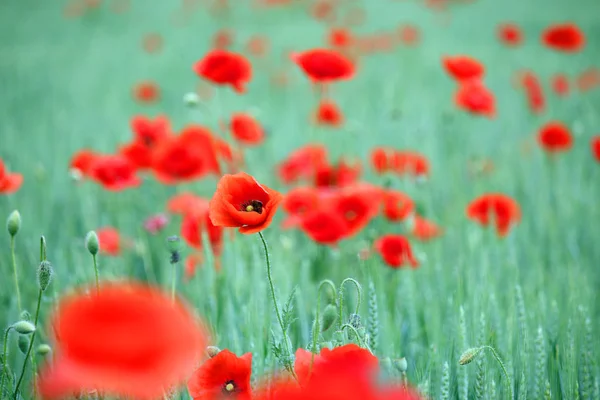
[[497, 23, 523, 46], [537, 121, 573, 154], [0, 158, 23, 194], [89, 154, 141, 191], [454, 80, 496, 118], [230, 113, 265, 146], [374, 234, 419, 268], [194, 50, 252, 93], [466, 193, 521, 237], [592, 136, 600, 162], [38, 282, 208, 400], [188, 349, 252, 400], [542, 23, 585, 52], [133, 81, 160, 103], [291, 48, 355, 83], [209, 172, 283, 234], [315, 99, 344, 127], [442, 55, 485, 82]]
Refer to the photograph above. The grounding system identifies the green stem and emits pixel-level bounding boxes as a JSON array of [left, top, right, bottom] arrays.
[[258, 232, 297, 381], [10, 237, 22, 313], [13, 289, 42, 399], [481, 346, 513, 400], [171, 260, 177, 303], [0, 327, 14, 396], [310, 280, 337, 371], [337, 278, 362, 330], [340, 323, 371, 351], [92, 254, 100, 294]]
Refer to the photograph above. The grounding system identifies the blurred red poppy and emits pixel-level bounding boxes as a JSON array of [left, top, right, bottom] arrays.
[[38, 282, 208, 400], [412, 215, 443, 241], [89, 154, 141, 191], [370, 147, 390, 175], [518, 71, 545, 114], [383, 190, 414, 222], [277, 144, 328, 184], [120, 115, 171, 169], [542, 23, 585, 52], [300, 207, 349, 245], [291, 49, 355, 83], [576, 68, 600, 92], [497, 23, 523, 46], [315, 100, 344, 127], [390, 151, 430, 178], [0, 158, 23, 195], [466, 193, 521, 237], [537, 121, 573, 153], [282, 186, 320, 229], [95, 227, 122, 256], [314, 159, 361, 188], [551, 74, 569, 96], [328, 28, 354, 48], [374, 234, 418, 268], [69, 149, 99, 179], [454, 80, 496, 118], [188, 349, 252, 400], [143, 213, 169, 235], [330, 185, 381, 238], [442, 55, 485, 82], [212, 29, 234, 49], [246, 35, 269, 57], [181, 207, 224, 257], [133, 81, 160, 103], [591, 136, 600, 162], [230, 113, 265, 146], [142, 32, 163, 54], [397, 24, 420, 46], [194, 50, 253, 93]]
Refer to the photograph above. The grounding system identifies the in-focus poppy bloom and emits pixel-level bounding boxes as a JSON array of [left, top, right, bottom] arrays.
[[181, 208, 224, 257], [518, 71, 545, 114], [282, 186, 320, 229], [537, 121, 573, 153], [551, 74, 569, 96], [454, 80, 496, 118], [315, 100, 344, 127], [291, 49, 355, 83], [412, 215, 443, 241], [38, 282, 208, 400], [591, 136, 600, 162], [230, 113, 265, 146], [96, 227, 122, 256], [194, 50, 252, 93], [277, 144, 328, 185], [328, 28, 354, 48], [212, 29, 234, 49], [383, 190, 414, 222], [133, 81, 160, 103], [542, 23, 585, 52], [209, 172, 283, 234], [143, 213, 169, 235], [152, 125, 220, 184], [299, 208, 349, 245], [188, 349, 252, 400], [374, 234, 419, 268], [69, 149, 99, 179], [497, 23, 523, 46], [142, 32, 163, 54], [370, 147, 390, 175], [390, 151, 430, 178], [89, 154, 141, 191], [0, 159, 23, 195], [442, 55, 485, 82], [467, 193, 521, 237]]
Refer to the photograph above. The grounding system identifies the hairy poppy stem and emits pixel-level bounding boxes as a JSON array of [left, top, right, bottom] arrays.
[[13, 289, 42, 399], [460, 345, 513, 400], [10, 237, 22, 313], [310, 280, 337, 373], [0, 327, 14, 396], [92, 254, 100, 294], [337, 278, 362, 330], [257, 232, 298, 381]]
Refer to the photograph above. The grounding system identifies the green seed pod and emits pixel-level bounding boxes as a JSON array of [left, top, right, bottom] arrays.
[[13, 320, 36, 335], [18, 335, 30, 355], [206, 346, 221, 358], [394, 357, 408, 372], [7, 210, 21, 237], [320, 304, 338, 332], [459, 347, 484, 365], [37, 261, 54, 291], [85, 231, 99, 255], [37, 344, 52, 356]]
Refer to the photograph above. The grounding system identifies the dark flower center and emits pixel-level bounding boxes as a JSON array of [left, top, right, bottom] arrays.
[[242, 200, 263, 214], [222, 380, 237, 395]]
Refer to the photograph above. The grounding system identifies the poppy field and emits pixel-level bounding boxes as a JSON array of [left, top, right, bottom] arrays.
[[1, 0, 600, 399]]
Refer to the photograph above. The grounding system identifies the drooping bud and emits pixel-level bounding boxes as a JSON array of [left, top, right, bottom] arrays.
[[395, 357, 408, 372], [320, 304, 338, 332], [13, 320, 36, 335], [459, 347, 484, 365], [167, 235, 181, 264], [37, 344, 52, 356], [85, 231, 99, 255], [7, 210, 21, 237], [206, 346, 221, 358], [37, 261, 54, 291], [18, 335, 29, 355]]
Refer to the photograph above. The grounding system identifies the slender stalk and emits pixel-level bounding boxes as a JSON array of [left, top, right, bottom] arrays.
[[257, 232, 297, 381], [310, 280, 337, 371], [0, 327, 14, 396], [337, 278, 362, 330], [480, 346, 513, 400], [92, 254, 100, 294], [10, 237, 22, 313], [171, 260, 177, 303], [13, 289, 42, 399], [340, 323, 371, 351]]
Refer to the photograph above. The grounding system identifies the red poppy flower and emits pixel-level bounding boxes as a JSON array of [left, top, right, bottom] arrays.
[[230, 113, 265, 146], [181, 208, 224, 256], [497, 23, 523, 46], [300, 207, 349, 245], [185, 253, 204, 279], [209, 172, 283, 234], [383, 190, 414, 222], [142, 33, 163, 54], [412, 215, 443, 241], [551, 74, 569, 96], [0, 159, 23, 195], [69, 149, 100, 179], [246, 35, 269, 57], [188, 350, 252, 400], [96, 227, 122, 256], [577, 68, 600, 92], [454, 80, 496, 118], [167, 192, 209, 215], [291, 49, 355, 83], [310, 0, 336, 23], [38, 282, 208, 400], [133, 81, 160, 103], [542, 23, 585, 52], [466, 193, 521, 236], [370, 147, 390, 175], [315, 100, 344, 127], [328, 28, 354, 48], [194, 50, 252, 93], [537, 121, 573, 153], [374, 234, 419, 268], [152, 125, 220, 184], [518, 71, 545, 114], [121, 115, 171, 170], [329, 185, 381, 238], [89, 154, 141, 191], [143, 213, 169, 235], [442, 55, 485, 82], [390, 151, 430, 178], [591, 136, 600, 162], [314, 159, 362, 188], [212, 29, 234, 49], [277, 144, 328, 184], [397, 24, 420, 46], [282, 186, 320, 228]]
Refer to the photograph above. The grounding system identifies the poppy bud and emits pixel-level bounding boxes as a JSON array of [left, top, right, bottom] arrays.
[[395, 357, 408, 372], [37, 261, 54, 291], [167, 235, 181, 264], [380, 357, 393, 371], [183, 92, 200, 107], [13, 320, 36, 335], [458, 347, 484, 365], [37, 344, 52, 356], [357, 327, 367, 339], [333, 330, 344, 345], [18, 335, 29, 355], [7, 210, 21, 237], [321, 284, 336, 306], [349, 313, 362, 329], [86, 231, 99, 255], [320, 304, 338, 332], [206, 346, 221, 358]]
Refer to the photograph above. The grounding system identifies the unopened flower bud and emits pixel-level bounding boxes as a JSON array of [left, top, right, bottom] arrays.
[[13, 320, 36, 335], [7, 210, 21, 237], [320, 304, 337, 332], [349, 314, 362, 329], [167, 236, 181, 264], [37, 261, 54, 291], [357, 327, 367, 339], [395, 357, 408, 372], [459, 347, 484, 365], [18, 335, 29, 355], [37, 344, 52, 356], [183, 92, 199, 107], [85, 231, 99, 255], [206, 346, 221, 358]]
